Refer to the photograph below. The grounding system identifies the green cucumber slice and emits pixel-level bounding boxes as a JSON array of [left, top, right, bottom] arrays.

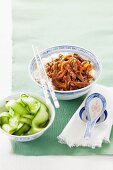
[[32, 104, 49, 128], [26, 127, 44, 135], [9, 116, 19, 128], [20, 117, 32, 126], [1, 117, 9, 124], [23, 114, 34, 120], [9, 108, 15, 117], [5, 100, 29, 115], [0, 112, 10, 124], [17, 98, 26, 107], [21, 95, 41, 114], [13, 123, 30, 136], [2, 124, 16, 134], [0, 112, 10, 118]]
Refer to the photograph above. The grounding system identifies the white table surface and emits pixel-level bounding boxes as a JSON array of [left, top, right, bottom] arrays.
[[0, 1, 113, 170]]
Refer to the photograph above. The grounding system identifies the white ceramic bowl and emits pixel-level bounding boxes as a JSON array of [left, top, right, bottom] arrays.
[[0, 93, 55, 142], [29, 45, 102, 100]]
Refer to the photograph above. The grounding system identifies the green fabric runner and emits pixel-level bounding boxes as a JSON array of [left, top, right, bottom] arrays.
[[12, 0, 113, 155]]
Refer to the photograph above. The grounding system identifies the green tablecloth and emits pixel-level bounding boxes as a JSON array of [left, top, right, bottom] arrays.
[[12, 0, 113, 155]]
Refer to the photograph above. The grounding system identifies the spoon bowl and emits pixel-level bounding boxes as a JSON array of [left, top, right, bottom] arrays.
[[79, 106, 108, 125], [84, 93, 107, 139]]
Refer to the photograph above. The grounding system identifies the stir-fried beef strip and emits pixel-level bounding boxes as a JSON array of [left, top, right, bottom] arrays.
[[45, 53, 94, 91]]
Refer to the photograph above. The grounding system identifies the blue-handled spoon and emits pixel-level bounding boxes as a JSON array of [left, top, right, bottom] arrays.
[[84, 93, 106, 139]]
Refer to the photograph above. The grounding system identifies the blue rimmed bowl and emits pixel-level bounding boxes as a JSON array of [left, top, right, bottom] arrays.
[[0, 93, 55, 142], [79, 106, 108, 125], [29, 45, 102, 100]]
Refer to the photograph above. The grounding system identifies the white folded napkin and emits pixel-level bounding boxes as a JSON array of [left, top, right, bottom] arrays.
[[58, 84, 113, 148]]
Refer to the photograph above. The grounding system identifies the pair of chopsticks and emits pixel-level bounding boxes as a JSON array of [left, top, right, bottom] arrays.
[[32, 45, 60, 109]]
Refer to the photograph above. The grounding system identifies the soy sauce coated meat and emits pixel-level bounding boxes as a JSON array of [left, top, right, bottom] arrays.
[[45, 53, 94, 91]]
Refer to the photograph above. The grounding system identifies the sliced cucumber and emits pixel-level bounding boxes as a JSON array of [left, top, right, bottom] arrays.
[[26, 127, 44, 135], [21, 95, 41, 114], [14, 123, 30, 136], [9, 108, 15, 117], [32, 104, 49, 128], [0, 112, 10, 118], [9, 116, 19, 128], [2, 124, 16, 134], [19, 117, 32, 126], [0, 112, 10, 124], [5, 100, 29, 115], [23, 114, 34, 120], [0, 94, 50, 136]]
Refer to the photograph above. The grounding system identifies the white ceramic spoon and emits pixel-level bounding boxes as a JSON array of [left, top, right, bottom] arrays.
[[84, 93, 106, 139]]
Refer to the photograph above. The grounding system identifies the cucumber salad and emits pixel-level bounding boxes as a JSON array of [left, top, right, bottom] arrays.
[[0, 94, 50, 136]]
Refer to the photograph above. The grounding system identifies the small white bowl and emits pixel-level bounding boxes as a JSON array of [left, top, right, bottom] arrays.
[[29, 45, 102, 100], [0, 93, 55, 142]]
